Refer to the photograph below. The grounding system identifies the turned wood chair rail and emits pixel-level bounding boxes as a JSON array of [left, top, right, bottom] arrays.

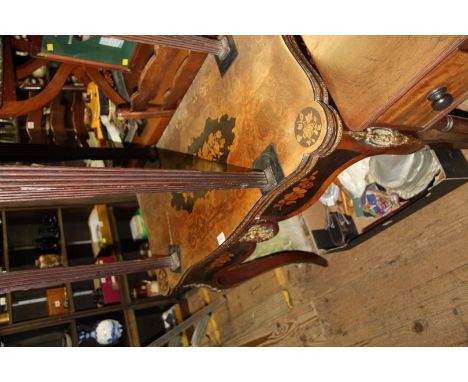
[[110, 35, 226, 56], [0, 257, 174, 293], [0, 165, 273, 204]]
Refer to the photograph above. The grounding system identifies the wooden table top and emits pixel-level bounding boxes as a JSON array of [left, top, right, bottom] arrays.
[[137, 36, 336, 295], [137, 35, 461, 295]]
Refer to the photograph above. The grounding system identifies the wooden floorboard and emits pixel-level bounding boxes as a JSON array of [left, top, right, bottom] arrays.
[[185, 180, 468, 346]]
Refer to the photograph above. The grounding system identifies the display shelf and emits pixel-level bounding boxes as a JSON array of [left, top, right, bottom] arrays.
[[32, 208, 75, 321], [123, 308, 141, 347], [11, 287, 50, 322], [6, 208, 61, 271], [0, 323, 74, 347], [0, 202, 175, 346], [0, 210, 12, 326], [133, 305, 167, 346], [108, 205, 158, 301], [61, 206, 94, 249], [76, 310, 129, 347], [72, 280, 97, 312], [1, 211, 8, 270]]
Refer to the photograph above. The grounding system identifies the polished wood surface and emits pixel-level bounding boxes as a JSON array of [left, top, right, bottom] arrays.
[[129, 46, 186, 111], [0, 62, 73, 117], [115, 35, 224, 56], [127, 46, 207, 159], [86, 67, 126, 105], [302, 36, 465, 130], [2, 35, 465, 301], [26, 108, 46, 144], [138, 36, 336, 295], [376, 47, 468, 129], [15, 57, 47, 80]]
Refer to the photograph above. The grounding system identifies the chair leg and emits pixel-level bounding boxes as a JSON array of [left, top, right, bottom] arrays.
[[213, 250, 328, 289]]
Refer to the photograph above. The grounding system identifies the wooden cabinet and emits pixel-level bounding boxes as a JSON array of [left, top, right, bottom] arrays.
[[302, 36, 468, 132], [376, 48, 468, 130], [0, 202, 174, 346]]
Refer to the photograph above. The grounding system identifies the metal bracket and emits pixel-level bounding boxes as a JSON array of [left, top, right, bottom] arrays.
[[169, 244, 182, 273], [215, 36, 238, 77]]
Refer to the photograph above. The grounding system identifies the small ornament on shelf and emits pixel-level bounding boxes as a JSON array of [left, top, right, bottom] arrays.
[[35, 254, 62, 269], [78, 319, 124, 346]]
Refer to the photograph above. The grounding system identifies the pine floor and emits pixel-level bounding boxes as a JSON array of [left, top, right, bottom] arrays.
[[185, 180, 468, 346]]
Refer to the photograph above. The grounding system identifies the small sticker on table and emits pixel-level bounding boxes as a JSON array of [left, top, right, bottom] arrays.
[[217, 232, 226, 245], [99, 37, 124, 48], [122, 58, 129, 66], [46, 43, 54, 51], [27, 121, 34, 130]]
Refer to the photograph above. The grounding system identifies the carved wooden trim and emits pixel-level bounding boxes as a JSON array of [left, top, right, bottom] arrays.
[[85, 67, 126, 105], [26, 108, 45, 144], [0, 257, 173, 293], [15, 58, 48, 80], [71, 66, 90, 86], [71, 92, 89, 147], [213, 251, 328, 289], [282, 36, 328, 103], [0, 165, 272, 204], [282, 36, 343, 158], [0, 63, 74, 117], [117, 106, 175, 120], [113, 35, 224, 56], [130, 46, 185, 111]]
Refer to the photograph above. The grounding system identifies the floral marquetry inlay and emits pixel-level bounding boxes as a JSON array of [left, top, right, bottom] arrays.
[[197, 130, 226, 161], [205, 252, 236, 272], [273, 170, 318, 211], [295, 107, 323, 147], [171, 114, 236, 213]]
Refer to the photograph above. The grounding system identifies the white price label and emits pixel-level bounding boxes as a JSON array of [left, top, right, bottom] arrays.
[[217, 232, 226, 245], [0, 297, 6, 305], [54, 300, 61, 308], [99, 37, 124, 48], [27, 121, 35, 129]]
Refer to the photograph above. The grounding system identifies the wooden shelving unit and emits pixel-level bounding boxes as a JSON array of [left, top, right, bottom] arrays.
[[0, 202, 175, 346]]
